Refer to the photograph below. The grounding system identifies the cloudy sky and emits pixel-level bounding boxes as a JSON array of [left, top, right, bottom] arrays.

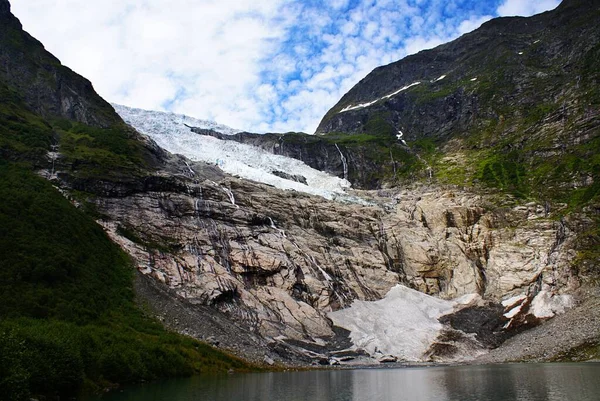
[[13, 0, 560, 133]]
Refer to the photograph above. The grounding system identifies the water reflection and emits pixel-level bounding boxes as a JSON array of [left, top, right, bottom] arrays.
[[88, 363, 600, 401]]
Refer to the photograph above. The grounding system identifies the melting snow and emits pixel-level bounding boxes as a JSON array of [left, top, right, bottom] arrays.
[[470, 77, 478, 81], [329, 285, 477, 361], [113, 104, 351, 200], [339, 82, 421, 113], [530, 291, 574, 319], [501, 294, 527, 308], [434, 75, 446, 82], [518, 52, 524, 55]]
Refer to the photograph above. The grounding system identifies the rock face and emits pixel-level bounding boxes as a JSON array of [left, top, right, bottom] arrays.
[[0, 1, 120, 127], [77, 155, 581, 360], [0, 0, 10, 15]]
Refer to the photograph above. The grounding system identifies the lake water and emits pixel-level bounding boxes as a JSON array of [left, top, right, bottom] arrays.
[[88, 363, 600, 401]]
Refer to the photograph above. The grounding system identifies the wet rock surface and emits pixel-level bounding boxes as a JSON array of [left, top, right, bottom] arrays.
[[55, 153, 585, 363]]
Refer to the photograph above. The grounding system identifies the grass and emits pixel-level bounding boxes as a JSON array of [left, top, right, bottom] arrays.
[[550, 340, 600, 362], [0, 164, 257, 401], [53, 118, 152, 179]]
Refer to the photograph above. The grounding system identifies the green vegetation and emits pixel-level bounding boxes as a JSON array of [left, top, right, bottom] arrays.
[[0, 84, 54, 164], [0, 60, 255, 400], [550, 340, 600, 362], [0, 83, 153, 180], [477, 151, 529, 198], [0, 164, 255, 401], [53, 119, 152, 179]]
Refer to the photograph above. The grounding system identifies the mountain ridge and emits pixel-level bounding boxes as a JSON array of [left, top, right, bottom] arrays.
[[1, 0, 599, 399]]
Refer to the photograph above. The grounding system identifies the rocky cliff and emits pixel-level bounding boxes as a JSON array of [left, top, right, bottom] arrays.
[[72, 156, 584, 362], [1, 0, 598, 371], [0, 0, 120, 128]]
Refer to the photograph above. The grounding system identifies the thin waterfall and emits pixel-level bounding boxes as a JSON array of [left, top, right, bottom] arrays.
[[335, 143, 348, 181]]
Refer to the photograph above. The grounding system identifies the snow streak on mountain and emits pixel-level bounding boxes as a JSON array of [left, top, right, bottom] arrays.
[[113, 104, 351, 199]]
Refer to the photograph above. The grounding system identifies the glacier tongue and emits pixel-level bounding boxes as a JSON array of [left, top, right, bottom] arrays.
[[113, 104, 351, 199], [329, 285, 459, 361]]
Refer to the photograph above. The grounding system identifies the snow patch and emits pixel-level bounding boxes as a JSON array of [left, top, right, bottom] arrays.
[[470, 77, 478, 81], [518, 51, 524, 55], [504, 304, 524, 319], [328, 285, 477, 361], [434, 75, 446, 82], [113, 104, 352, 200], [530, 291, 574, 319], [339, 82, 421, 113], [501, 294, 527, 308]]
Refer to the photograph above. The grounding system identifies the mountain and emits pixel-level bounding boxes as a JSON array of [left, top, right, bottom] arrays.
[[1, 0, 599, 399], [113, 104, 353, 200], [316, 0, 599, 201], [193, 0, 599, 197], [0, 1, 120, 128], [0, 1, 255, 400]]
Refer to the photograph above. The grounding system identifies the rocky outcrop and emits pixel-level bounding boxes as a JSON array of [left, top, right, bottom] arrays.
[[65, 153, 582, 362]]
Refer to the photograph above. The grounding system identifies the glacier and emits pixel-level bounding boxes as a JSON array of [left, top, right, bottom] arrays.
[[329, 285, 480, 361], [112, 104, 351, 199]]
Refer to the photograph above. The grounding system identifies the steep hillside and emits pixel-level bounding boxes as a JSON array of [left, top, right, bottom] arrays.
[[316, 0, 599, 204], [0, 1, 119, 127], [0, 1, 255, 400], [1, 1, 599, 399]]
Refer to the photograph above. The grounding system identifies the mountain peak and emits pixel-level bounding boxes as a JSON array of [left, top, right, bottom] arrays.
[[0, 0, 10, 16]]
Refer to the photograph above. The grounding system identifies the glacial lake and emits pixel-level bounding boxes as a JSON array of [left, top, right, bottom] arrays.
[[87, 363, 600, 401]]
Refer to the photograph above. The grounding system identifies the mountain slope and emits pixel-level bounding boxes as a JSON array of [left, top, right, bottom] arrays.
[[0, 1, 255, 399], [1, 1, 599, 396], [315, 0, 599, 204], [0, 1, 119, 128]]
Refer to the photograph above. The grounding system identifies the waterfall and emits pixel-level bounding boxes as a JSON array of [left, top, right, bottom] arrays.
[[267, 217, 287, 238], [335, 143, 348, 181], [220, 186, 239, 208], [183, 161, 196, 177]]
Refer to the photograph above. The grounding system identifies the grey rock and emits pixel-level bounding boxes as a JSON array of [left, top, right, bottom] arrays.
[[378, 355, 398, 363]]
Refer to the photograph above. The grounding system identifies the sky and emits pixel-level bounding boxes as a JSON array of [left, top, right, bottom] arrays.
[[12, 0, 560, 133]]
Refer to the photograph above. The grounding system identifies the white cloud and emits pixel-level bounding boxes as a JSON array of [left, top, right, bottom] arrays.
[[497, 0, 561, 17], [10, 0, 561, 134]]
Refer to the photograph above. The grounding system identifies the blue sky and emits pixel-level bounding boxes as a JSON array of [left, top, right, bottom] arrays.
[[13, 0, 560, 133]]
